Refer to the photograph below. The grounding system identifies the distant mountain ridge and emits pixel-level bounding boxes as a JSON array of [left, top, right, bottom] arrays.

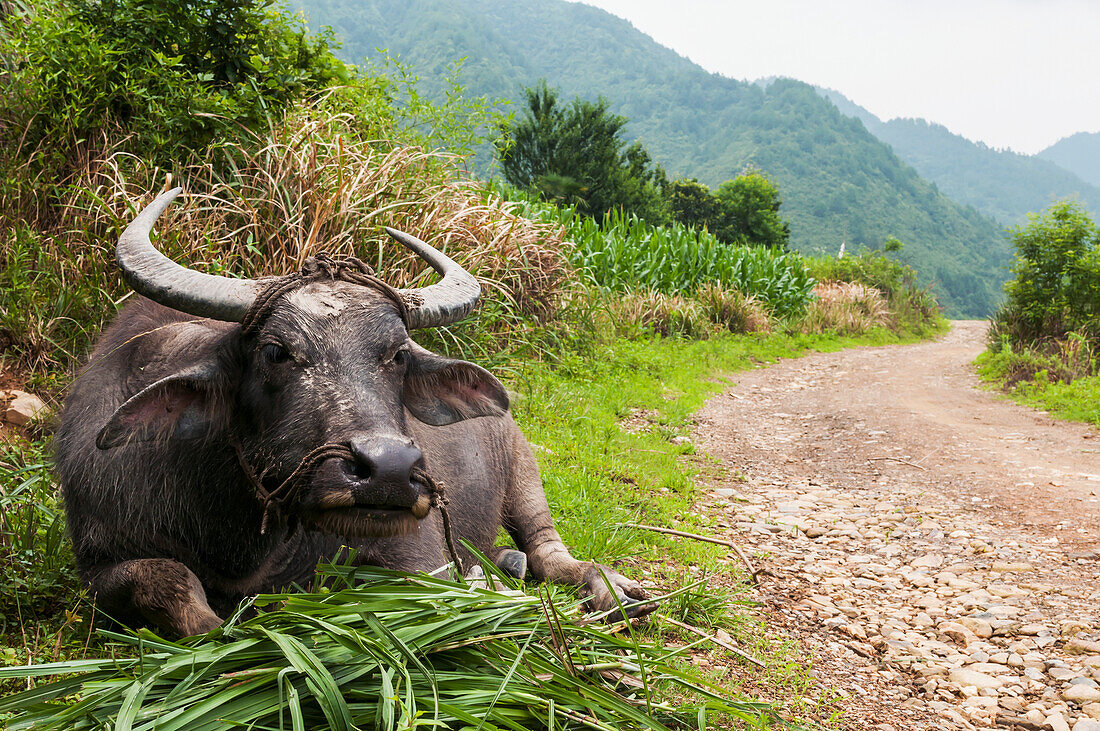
[[294, 0, 1010, 317], [1039, 132, 1100, 189], [815, 87, 1100, 226]]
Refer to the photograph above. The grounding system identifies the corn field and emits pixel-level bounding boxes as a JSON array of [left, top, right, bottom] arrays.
[[505, 189, 816, 320]]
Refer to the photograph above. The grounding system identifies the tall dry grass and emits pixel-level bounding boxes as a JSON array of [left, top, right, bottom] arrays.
[[800, 281, 891, 335], [3, 102, 571, 373], [600, 290, 710, 340], [695, 283, 771, 334]]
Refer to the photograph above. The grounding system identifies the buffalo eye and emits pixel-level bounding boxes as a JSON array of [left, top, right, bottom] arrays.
[[262, 343, 291, 365], [392, 349, 410, 368]]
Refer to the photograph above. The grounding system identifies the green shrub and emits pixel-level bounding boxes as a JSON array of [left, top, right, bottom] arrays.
[[981, 201, 1100, 416], [805, 248, 941, 335], [993, 200, 1100, 346], [0, 0, 348, 187], [0, 438, 79, 628]]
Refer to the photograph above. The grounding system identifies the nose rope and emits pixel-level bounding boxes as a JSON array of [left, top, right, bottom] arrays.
[[229, 436, 463, 574]]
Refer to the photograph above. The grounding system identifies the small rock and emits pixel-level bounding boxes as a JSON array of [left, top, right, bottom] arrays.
[[1073, 720, 1100, 731], [1084, 702, 1100, 720], [840, 623, 867, 641], [940, 621, 978, 645], [967, 662, 1010, 676], [804, 526, 828, 538], [959, 616, 994, 638], [948, 667, 1003, 690], [2, 390, 48, 426], [1064, 685, 1100, 703], [1047, 711, 1072, 731], [1025, 708, 1047, 724], [1015, 623, 1047, 636], [912, 553, 945, 569], [991, 561, 1035, 572], [1062, 620, 1092, 637], [1067, 640, 1100, 656]]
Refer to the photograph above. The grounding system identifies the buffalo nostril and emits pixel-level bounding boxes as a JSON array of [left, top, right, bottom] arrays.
[[348, 438, 423, 485]]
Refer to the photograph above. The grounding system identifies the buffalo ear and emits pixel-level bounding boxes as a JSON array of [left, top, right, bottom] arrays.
[[96, 365, 224, 449], [403, 344, 509, 426]]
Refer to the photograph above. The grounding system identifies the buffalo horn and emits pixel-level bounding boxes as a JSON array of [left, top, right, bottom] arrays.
[[118, 188, 480, 329], [385, 227, 480, 329], [116, 187, 261, 322]]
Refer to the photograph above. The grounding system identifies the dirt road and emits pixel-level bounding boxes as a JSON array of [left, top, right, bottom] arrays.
[[690, 322, 1100, 729]]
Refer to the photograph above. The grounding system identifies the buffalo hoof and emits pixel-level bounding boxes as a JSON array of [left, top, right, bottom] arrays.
[[583, 564, 654, 622], [494, 549, 528, 581]]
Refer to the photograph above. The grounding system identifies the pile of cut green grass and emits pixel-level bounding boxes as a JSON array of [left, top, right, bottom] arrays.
[[0, 564, 781, 730]]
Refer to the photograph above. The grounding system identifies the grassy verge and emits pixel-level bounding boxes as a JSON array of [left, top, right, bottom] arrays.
[[975, 349, 1100, 427], [509, 326, 935, 724]]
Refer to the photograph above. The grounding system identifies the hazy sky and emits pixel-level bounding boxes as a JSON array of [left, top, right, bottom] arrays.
[[580, 0, 1099, 155]]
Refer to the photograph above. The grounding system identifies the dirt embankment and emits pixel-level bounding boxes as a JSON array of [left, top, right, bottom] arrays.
[[692, 321, 1100, 730]]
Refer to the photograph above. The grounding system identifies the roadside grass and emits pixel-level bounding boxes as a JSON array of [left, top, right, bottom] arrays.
[[509, 326, 932, 724], [975, 349, 1100, 427]]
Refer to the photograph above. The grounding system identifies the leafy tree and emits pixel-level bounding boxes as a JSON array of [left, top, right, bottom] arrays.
[[666, 171, 791, 249], [714, 169, 790, 250], [495, 81, 667, 222], [997, 201, 1100, 342], [883, 236, 905, 253], [1, 0, 349, 178], [667, 178, 721, 232]]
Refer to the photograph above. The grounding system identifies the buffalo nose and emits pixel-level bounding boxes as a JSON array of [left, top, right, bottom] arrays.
[[348, 437, 423, 486]]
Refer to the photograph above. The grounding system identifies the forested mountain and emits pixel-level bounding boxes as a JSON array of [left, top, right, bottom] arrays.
[[1039, 132, 1100, 189], [816, 88, 1100, 226], [294, 0, 1010, 316]]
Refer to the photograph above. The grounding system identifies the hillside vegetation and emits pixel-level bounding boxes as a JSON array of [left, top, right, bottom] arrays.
[[293, 0, 1012, 317], [1039, 131, 1100, 189], [818, 87, 1100, 226]]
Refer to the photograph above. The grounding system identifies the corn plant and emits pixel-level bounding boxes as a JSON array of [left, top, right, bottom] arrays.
[[501, 185, 815, 319]]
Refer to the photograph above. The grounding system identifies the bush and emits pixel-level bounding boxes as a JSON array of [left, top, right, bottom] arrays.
[[0, 0, 348, 189], [993, 200, 1100, 346], [805, 248, 940, 335], [667, 170, 791, 250], [695, 283, 771, 334], [602, 290, 710, 340], [0, 99, 570, 375], [800, 281, 890, 335]]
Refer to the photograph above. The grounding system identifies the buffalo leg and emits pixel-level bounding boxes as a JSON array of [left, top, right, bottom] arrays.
[[87, 559, 222, 637], [504, 434, 651, 618]]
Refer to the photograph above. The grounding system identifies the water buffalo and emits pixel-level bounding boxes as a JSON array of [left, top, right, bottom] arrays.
[[56, 188, 648, 636]]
